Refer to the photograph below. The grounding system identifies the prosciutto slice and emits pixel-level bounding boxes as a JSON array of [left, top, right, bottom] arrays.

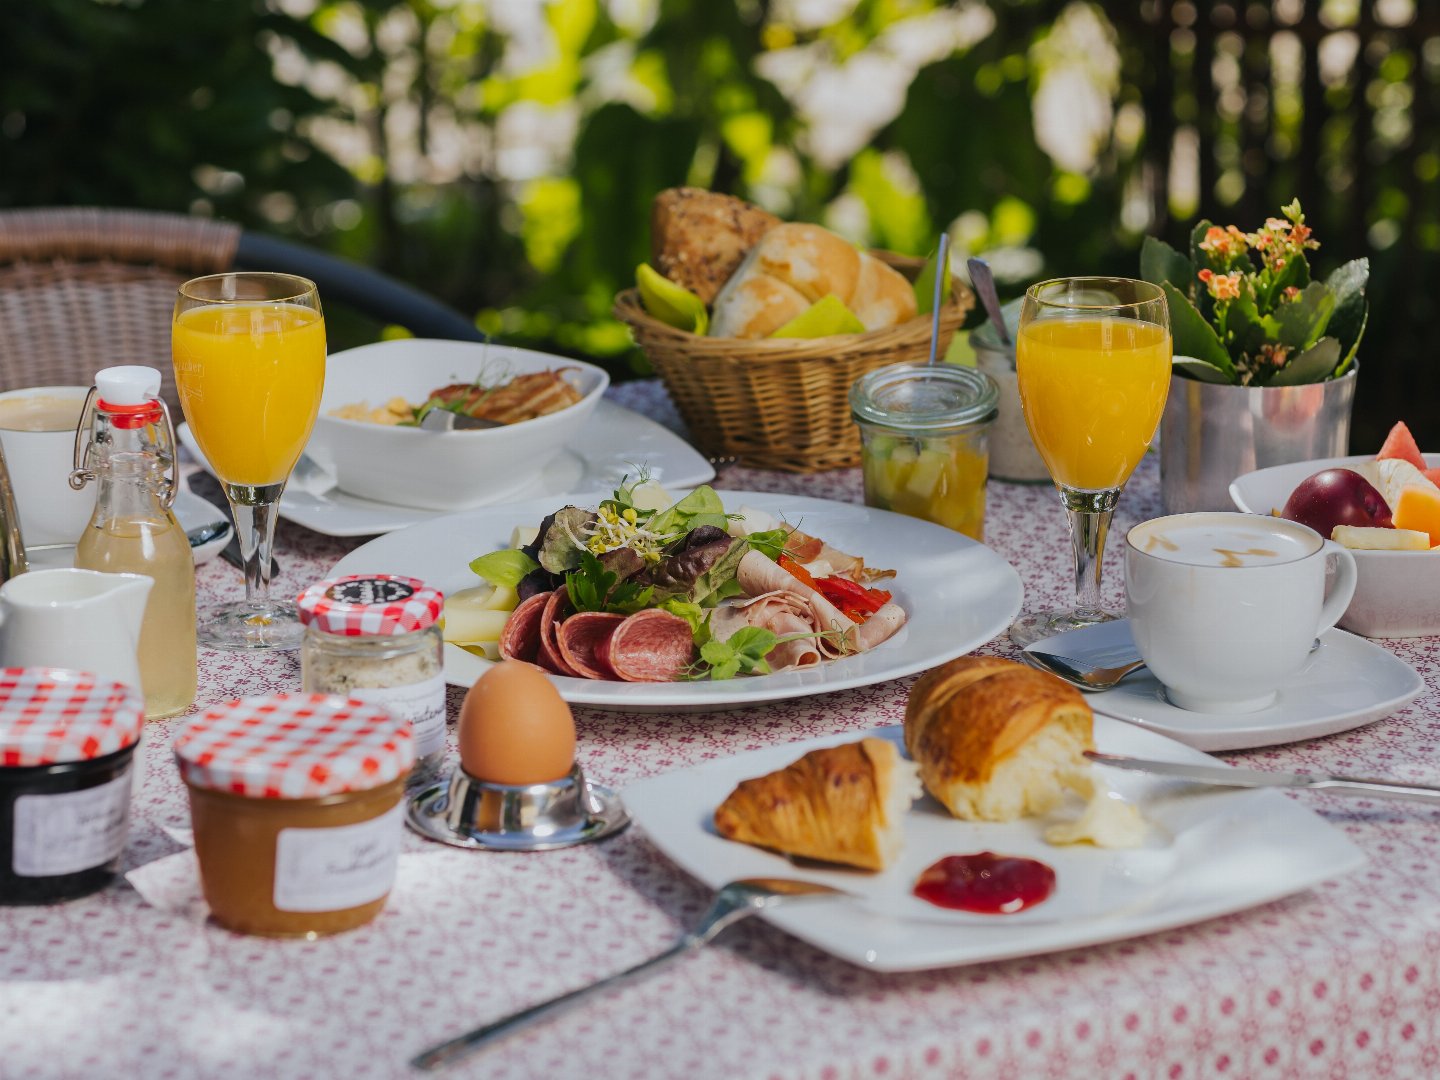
[[730, 549, 907, 656]]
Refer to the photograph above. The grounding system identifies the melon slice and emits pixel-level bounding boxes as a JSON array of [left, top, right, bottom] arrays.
[[1394, 485, 1440, 547], [1378, 421, 1426, 471], [1373, 459, 1440, 511], [1332, 525, 1430, 550]]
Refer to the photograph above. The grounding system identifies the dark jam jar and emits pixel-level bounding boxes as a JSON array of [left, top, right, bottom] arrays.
[[0, 668, 146, 905]]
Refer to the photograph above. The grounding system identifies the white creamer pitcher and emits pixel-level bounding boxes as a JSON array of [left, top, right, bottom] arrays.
[[0, 568, 152, 693]]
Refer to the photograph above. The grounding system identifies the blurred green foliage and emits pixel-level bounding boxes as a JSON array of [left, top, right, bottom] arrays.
[[2, 0, 1434, 446]]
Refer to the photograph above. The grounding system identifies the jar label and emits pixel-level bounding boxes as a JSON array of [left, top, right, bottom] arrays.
[[13, 772, 131, 877], [272, 801, 403, 913], [346, 674, 447, 760]]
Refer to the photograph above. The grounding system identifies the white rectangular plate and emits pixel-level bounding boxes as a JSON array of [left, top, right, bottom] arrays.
[[622, 718, 1364, 971]]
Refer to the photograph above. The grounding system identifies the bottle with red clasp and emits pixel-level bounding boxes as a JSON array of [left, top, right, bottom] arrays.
[[71, 366, 197, 719]]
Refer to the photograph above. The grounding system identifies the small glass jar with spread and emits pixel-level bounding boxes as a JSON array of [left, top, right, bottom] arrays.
[[297, 574, 446, 787], [173, 693, 414, 938], [850, 363, 999, 540], [0, 667, 146, 905]]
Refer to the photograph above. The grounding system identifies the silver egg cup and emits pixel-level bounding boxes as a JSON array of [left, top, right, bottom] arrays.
[[406, 762, 629, 852]]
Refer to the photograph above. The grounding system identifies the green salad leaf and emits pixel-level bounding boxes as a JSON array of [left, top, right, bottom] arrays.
[[697, 627, 778, 681], [566, 550, 654, 614], [468, 549, 540, 587], [744, 528, 790, 562], [647, 485, 728, 540]]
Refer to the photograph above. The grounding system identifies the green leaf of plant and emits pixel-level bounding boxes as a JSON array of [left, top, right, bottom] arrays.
[[699, 639, 732, 666], [1189, 219, 1218, 271], [1271, 282, 1335, 350], [1325, 258, 1369, 364], [468, 548, 540, 587], [1267, 336, 1341, 386], [1162, 282, 1233, 378], [1335, 306, 1367, 377], [647, 485, 727, 541], [1172, 357, 1234, 384], [913, 246, 951, 316], [1140, 236, 1194, 298], [726, 625, 778, 662]]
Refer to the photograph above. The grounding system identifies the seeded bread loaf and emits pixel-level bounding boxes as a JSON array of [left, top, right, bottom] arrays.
[[650, 188, 781, 305]]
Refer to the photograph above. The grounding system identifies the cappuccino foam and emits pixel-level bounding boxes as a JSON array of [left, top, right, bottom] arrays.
[[1132, 519, 1316, 568]]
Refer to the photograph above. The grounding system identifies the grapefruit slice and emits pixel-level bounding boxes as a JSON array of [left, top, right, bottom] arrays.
[[1377, 421, 1426, 471]]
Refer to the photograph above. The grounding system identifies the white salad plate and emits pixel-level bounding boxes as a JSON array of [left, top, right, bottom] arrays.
[[178, 398, 715, 538], [622, 718, 1365, 972], [1230, 453, 1440, 639], [329, 490, 1024, 711], [25, 486, 230, 569], [1024, 619, 1422, 752]]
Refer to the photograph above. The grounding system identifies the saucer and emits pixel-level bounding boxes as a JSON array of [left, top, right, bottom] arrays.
[[1024, 619, 1423, 751], [23, 487, 230, 570]]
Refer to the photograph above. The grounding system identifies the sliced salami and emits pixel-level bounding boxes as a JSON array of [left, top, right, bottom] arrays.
[[536, 588, 581, 677], [498, 590, 552, 663], [601, 609, 697, 683], [556, 611, 626, 680]]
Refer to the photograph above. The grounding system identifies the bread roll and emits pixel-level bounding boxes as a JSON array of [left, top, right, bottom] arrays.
[[713, 737, 920, 871], [903, 656, 1094, 822], [650, 188, 781, 305], [710, 223, 919, 338]]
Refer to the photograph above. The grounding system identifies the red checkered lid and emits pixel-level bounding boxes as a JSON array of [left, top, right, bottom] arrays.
[[0, 667, 146, 768], [296, 574, 443, 636], [172, 693, 415, 798]]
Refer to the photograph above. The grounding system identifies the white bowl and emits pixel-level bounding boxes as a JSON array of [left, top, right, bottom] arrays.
[[310, 339, 609, 511], [1230, 453, 1440, 639]]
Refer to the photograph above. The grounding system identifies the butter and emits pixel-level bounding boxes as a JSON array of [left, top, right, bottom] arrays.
[[1045, 770, 1149, 849]]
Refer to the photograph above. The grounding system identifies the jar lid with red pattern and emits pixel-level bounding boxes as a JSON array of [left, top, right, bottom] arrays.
[[0, 668, 146, 768], [296, 574, 443, 637], [172, 693, 415, 798]]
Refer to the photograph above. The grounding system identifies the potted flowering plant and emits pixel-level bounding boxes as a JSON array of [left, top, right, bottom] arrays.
[[1140, 200, 1370, 513]]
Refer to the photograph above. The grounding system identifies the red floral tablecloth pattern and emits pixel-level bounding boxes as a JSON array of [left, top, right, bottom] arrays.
[[4, 380, 1440, 1079]]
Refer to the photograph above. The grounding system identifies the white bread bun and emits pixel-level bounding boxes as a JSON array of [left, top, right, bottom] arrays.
[[710, 223, 919, 338], [903, 656, 1094, 822]]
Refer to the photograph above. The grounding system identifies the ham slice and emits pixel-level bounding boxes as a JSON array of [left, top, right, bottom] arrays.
[[731, 549, 907, 657], [709, 592, 822, 672]]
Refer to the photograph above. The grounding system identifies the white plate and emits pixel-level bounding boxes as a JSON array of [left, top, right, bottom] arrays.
[[179, 398, 715, 537], [329, 490, 1024, 710], [622, 718, 1365, 971], [24, 487, 230, 570], [1230, 453, 1440, 638], [1025, 619, 1422, 751]]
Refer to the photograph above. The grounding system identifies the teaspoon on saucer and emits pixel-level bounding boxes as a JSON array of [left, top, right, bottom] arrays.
[[1023, 648, 1146, 691]]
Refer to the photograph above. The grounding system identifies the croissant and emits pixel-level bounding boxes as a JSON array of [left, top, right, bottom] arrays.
[[713, 737, 920, 871], [903, 656, 1094, 822], [709, 223, 918, 338]]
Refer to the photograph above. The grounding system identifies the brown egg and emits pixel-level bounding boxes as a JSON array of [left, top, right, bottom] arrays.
[[458, 660, 576, 784]]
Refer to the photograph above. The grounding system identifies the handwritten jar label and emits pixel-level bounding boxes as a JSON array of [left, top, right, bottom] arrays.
[[272, 801, 403, 913], [13, 772, 132, 877], [345, 675, 446, 760]]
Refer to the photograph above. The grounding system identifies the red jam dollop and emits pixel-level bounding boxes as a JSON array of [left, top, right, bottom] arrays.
[[913, 852, 1056, 914]]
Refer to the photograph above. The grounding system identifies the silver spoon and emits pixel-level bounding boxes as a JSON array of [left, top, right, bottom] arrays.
[[926, 232, 951, 366], [967, 256, 1009, 346], [1024, 647, 1146, 691], [185, 519, 230, 548], [410, 877, 849, 1071]]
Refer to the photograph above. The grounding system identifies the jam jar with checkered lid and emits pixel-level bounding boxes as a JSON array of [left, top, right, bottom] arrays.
[[173, 693, 414, 937], [297, 574, 446, 788]]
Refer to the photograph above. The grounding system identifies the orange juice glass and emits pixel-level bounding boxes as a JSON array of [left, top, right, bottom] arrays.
[[173, 273, 326, 651], [1010, 278, 1170, 647]]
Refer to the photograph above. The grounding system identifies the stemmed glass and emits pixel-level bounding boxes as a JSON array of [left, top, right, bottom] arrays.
[[172, 272, 326, 650], [1009, 277, 1171, 647]]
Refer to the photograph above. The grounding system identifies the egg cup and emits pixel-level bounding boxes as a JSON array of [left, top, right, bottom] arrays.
[[406, 763, 629, 852]]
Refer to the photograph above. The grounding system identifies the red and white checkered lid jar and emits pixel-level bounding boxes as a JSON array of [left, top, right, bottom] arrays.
[[172, 693, 415, 798], [0, 667, 146, 768], [296, 574, 443, 637]]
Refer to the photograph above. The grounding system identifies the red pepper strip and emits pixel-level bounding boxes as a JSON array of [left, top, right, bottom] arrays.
[[778, 554, 818, 590], [814, 577, 884, 612]]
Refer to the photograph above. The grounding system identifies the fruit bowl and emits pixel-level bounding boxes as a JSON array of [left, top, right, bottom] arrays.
[[1230, 454, 1440, 638]]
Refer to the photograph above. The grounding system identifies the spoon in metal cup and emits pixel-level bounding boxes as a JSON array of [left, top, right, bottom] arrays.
[[410, 877, 850, 1070], [967, 256, 1009, 346]]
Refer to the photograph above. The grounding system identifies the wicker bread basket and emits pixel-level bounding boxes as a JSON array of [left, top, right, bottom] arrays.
[[614, 252, 975, 472]]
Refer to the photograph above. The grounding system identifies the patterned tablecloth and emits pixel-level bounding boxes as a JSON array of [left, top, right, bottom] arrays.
[[5, 380, 1440, 1080]]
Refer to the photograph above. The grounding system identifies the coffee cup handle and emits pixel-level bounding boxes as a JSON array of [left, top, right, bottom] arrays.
[[1317, 540, 1359, 636]]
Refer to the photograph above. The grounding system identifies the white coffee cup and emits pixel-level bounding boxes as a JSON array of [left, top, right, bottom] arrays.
[[1125, 511, 1359, 713], [0, 386, 95, 547]]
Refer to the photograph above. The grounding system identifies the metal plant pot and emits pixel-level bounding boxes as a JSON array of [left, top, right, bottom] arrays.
[[1159, 364, 1358, 515]]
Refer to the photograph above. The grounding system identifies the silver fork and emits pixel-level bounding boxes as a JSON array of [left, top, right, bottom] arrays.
[[410, 877, 848, 1071]]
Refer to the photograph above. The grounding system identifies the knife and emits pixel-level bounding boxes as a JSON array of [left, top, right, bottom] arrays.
[[184, 469, 280, 576], [1087, 751, 1440, 805]]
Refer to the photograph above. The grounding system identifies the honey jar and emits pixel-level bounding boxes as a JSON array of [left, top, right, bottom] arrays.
[[0, 667, 145, 905], [172, 693, 414, 937]]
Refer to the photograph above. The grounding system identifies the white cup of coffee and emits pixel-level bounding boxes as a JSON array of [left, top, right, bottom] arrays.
[[1125, 511, 1359, 713], [0, 386, 95, 547]]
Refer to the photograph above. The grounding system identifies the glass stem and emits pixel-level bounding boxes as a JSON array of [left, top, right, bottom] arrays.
[[1061, 487, 1120, 620], [224, 482, 284, 601]]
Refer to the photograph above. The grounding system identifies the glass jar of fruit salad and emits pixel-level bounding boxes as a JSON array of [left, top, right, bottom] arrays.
[[850, 363, 999, 540], [173, 693, 414, 938]]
